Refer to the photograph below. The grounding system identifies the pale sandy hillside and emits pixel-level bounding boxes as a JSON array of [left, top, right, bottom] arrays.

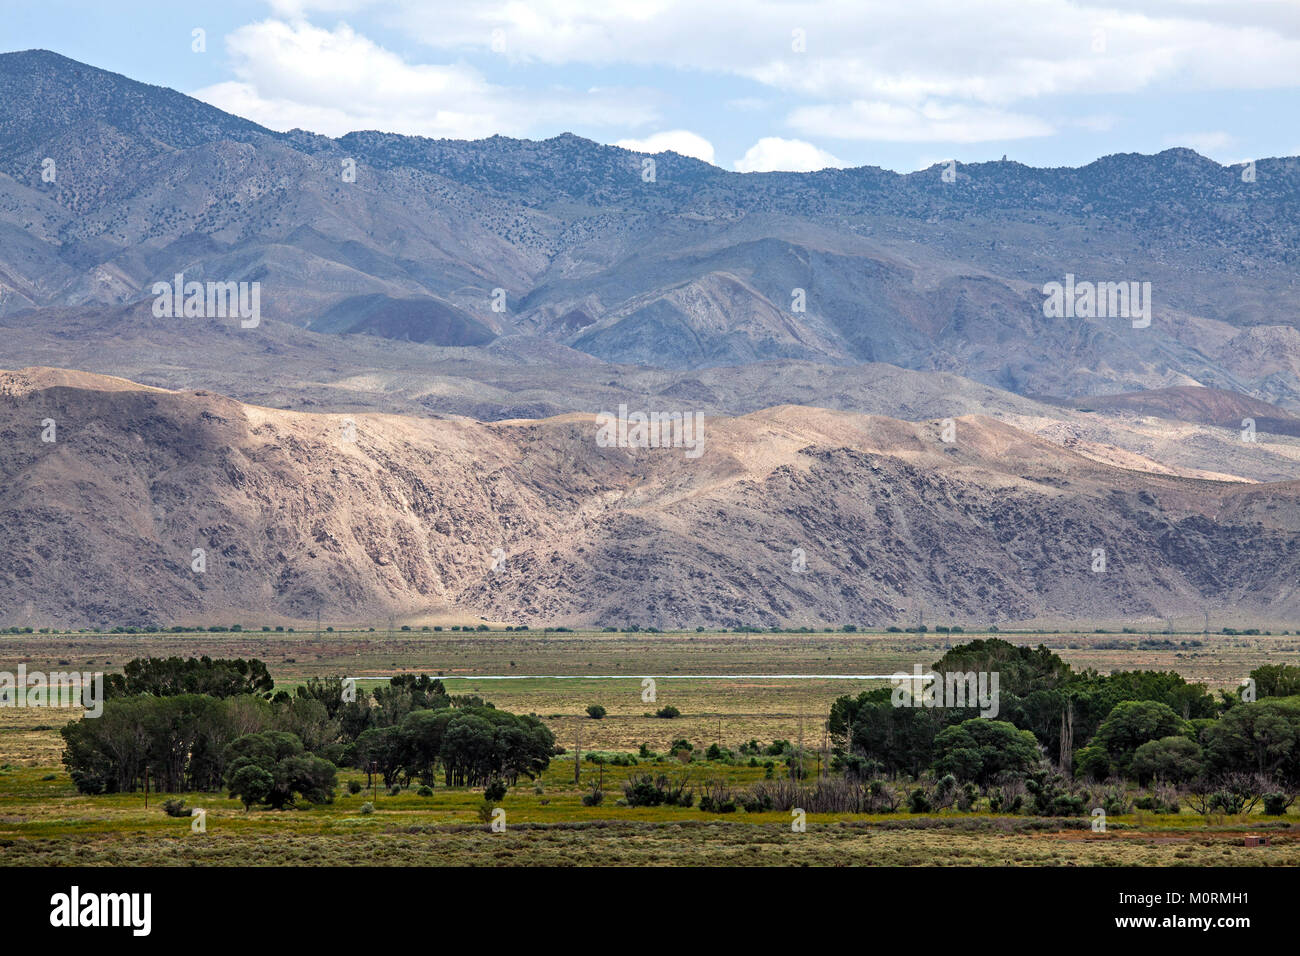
[[4, 367, 1300, 630]]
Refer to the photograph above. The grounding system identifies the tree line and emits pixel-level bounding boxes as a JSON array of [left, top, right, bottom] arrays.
[[827, 639, 1300, 811], [61, 661, 554, 808]]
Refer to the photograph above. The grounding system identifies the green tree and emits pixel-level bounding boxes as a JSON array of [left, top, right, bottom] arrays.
[[228, 764, 274, 811], [1202, 697, 1300, 782], [1131, 735, 1203, 785], [932, 719, 1041, 786], [1089, 700, 1191, 779], [1250, 665, 1300, 700], [223, 731, 337, 809]]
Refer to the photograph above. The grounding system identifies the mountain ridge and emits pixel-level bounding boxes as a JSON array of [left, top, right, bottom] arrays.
[[3, 49, 1298, 407]]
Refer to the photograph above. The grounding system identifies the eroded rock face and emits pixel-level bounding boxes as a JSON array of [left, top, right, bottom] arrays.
[[4, 367, 1299, 630]]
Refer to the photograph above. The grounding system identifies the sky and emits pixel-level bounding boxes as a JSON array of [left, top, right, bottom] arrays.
[[5, 0, 1299, 173]]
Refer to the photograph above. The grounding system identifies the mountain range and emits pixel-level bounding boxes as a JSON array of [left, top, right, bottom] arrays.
[[3, 50, 1300, 404], [1, 50, 1299, 628]]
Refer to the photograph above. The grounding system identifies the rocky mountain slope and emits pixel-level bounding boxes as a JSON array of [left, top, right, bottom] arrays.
[[5, 367, 1300, 630], [2, 50, 1299, 406]]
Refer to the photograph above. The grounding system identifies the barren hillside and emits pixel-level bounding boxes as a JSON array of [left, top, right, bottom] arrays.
[[4, 367, 1299, 629]]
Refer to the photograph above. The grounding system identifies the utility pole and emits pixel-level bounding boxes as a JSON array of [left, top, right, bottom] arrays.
[[315, 609, 321, 642], [574, 717, 581, 785], [796, 710, 805, 781]]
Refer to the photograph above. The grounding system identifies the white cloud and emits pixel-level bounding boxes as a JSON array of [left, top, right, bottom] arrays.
[[328, 0, 1300, 101], [193, 18, 659, 139], [788, 101, 1054, 144], [733, 137, 846, 172], [614, 130, 716, 164], [198, 2, 1300, 151]]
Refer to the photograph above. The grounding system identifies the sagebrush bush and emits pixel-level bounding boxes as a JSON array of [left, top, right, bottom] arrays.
[[622, 773, 693, 807]]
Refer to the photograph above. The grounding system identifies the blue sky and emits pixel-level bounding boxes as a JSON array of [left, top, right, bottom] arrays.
[[6, 0, 1299, 172]]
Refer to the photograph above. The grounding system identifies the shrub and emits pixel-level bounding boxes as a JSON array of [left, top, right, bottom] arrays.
[[1026, 771, 1086, 816], [581, 786, 604, 807], [699, 781, 737, 813], [1188, 773, 1266, 816], [988, 791, 1022, 813], [161, 798, 190, 818], [484, 778, 508, 802], [348, 780, 363, 795], [1133, 782, 1181, 814], [958, 782, 978, 812], [359, 802, 374, 815], [931, 774, 958, 810], [1134, 794, 1179, 813], [1263, 792, 1294, 816], [1090, 784, 1132, 816], [417, 785, 434, 797], [1208, 790, 1246, 814], [584, 751, 637, 766], [907, 788, 932, 814], [388, 784, 401, 796], [622, 773, 693, 808], [586, 704, 607, 719], [654, 705, 681, 719]]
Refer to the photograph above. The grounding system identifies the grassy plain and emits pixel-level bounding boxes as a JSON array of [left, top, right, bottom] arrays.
[[2, 627, 1298, 866]]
